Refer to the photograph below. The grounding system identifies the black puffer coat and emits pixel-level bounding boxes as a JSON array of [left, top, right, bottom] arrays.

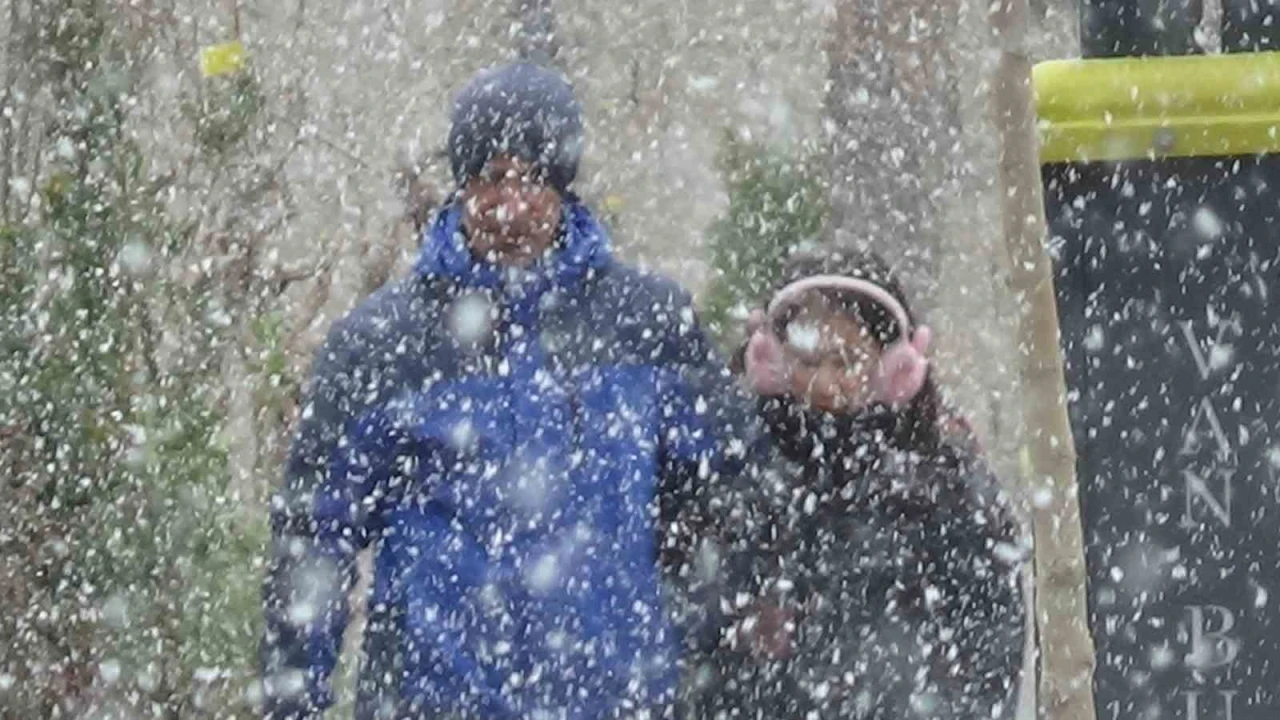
[[699, 399, 1027, 720]]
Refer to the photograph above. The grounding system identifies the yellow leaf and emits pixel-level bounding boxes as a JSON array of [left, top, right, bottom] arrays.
[[603, 194, 624, 213], [200, 41, 247, 78]]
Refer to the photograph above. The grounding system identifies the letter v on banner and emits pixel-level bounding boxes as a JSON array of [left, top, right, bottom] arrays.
[[1178, 318, 1240, 383]]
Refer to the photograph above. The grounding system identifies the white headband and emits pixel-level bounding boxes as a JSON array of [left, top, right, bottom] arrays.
[[767, 275, 912, 335]]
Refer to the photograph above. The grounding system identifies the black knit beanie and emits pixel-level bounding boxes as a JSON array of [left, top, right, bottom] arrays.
[[447, 62, 584, 194]]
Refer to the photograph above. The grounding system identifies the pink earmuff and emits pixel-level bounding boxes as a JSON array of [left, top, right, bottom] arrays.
[[742, 276, 932, 406], [873, 325, 931, 405]]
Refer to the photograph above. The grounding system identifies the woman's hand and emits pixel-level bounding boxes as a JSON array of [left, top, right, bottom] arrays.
[[735, 601, 795, 660], [742, 309, 790, 396]]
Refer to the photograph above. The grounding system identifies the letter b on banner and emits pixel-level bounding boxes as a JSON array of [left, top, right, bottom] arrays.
[[1185, 605, 1241, 670]]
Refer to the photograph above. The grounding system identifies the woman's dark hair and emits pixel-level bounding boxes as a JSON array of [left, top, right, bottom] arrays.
[[769, 243, 945, 454]]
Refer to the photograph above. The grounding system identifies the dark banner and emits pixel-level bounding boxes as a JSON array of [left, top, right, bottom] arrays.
[[1046, 156, 1280, 720], [1079, 0, 1280, 57]]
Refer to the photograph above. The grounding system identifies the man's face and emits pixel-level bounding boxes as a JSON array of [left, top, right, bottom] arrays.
[[460, 155, 563, 267]]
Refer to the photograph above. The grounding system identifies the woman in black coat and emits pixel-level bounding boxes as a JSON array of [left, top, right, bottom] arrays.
[[700, 247, 1028, 720]]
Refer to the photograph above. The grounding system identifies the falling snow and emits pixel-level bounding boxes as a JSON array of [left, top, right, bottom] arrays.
[[450, 292, 496, 346], [5, 1, 1280, 719], [785, 322, 822, 355], [1192, 205, 1225, 240]]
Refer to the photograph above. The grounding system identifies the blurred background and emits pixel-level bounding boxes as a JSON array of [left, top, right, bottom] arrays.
[[0, 0, 1083, 716]]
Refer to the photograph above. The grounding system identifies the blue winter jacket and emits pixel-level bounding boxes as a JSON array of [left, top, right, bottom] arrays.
[[261, 201, 758, 720]]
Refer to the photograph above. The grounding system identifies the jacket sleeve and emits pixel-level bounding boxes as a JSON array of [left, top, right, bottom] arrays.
[[652, 295, 766, 650], [840, 453, 1026, 720], [920, 455, 1028, 720], [260, 319, 399, 719]]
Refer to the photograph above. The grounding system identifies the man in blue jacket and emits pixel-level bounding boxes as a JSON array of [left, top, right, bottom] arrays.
[[261, 62, 757, 720]]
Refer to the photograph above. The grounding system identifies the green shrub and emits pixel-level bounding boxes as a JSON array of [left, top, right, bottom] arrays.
[[0, 2, 271, 716], [700, 134, 827, 351]]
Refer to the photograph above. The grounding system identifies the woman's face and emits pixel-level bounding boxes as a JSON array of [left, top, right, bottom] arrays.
[[777, 293, 882, 413]]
